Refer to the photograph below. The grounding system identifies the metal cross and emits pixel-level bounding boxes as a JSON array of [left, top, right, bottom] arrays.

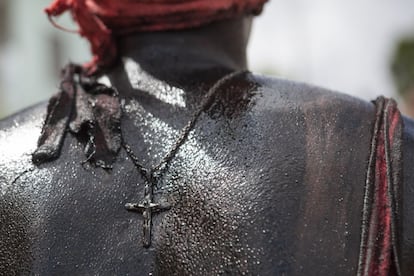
[[125, 182, 171, 248]]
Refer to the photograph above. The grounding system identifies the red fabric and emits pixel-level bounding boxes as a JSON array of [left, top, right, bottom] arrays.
[[45, 0, 268, 73], [368, 116, 392, 275], [358, 98, 402, 276]]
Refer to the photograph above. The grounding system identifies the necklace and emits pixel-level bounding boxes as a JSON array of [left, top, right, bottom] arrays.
[[121, 70, 246, 248]]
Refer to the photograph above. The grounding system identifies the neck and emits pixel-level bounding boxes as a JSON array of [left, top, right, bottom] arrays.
[[106, 17, 251, 81], [102, 17, 251, 111]]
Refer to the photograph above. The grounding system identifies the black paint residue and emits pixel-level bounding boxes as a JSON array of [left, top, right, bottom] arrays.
[[0, 195, 33, 275]]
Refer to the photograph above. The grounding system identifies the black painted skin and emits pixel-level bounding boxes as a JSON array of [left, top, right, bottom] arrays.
[[1, 17, 414, 275]]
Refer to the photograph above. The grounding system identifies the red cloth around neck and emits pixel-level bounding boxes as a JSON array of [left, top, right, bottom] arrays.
[[45, 0, 268, 74]]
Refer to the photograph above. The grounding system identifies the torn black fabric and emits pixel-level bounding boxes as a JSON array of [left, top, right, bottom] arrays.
[[69, 81, 122, 168], [32, 65, 78, 165], [32, 64, 122, 169]]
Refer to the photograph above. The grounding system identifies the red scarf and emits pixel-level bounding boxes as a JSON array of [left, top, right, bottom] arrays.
[[45, 0, 268, 73]]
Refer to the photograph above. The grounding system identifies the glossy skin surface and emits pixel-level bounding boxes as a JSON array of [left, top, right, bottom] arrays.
[[1, 17, 414, 275]]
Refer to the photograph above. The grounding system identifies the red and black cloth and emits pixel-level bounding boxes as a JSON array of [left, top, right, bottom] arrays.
[[358, 97, 403, 276]]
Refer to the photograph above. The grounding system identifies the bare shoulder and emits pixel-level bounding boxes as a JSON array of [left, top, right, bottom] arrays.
[[0, 103, 47, 274], [246, 73, 375, 117], [222, 72, 377, 139], [0, 103, 46, 187]]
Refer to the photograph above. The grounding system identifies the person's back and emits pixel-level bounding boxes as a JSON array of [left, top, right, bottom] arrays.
[[1, 1, 414, 275]]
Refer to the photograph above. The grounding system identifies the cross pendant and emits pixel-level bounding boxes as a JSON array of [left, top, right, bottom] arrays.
[[125, 182, 171, 248]]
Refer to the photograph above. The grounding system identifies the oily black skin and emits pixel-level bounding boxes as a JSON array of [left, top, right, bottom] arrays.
[[0, 17, 413, 275]]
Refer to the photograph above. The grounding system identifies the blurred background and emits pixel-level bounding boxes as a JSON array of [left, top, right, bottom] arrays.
[[1, 0, 414, 118]]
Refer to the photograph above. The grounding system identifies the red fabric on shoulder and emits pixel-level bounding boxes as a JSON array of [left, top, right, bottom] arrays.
[[358, 97, 403, 276], [45, 0, 268, 74]]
